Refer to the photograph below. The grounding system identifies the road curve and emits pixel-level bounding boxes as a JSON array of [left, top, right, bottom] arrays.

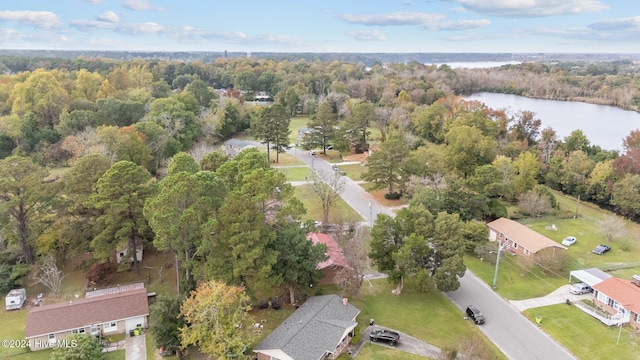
[[445, 271, 577, 360]]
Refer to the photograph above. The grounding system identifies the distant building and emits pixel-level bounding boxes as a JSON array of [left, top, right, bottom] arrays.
[[307, 233, 349, 285], [487, 218, 566, 258], [222, 139, 256, 157]]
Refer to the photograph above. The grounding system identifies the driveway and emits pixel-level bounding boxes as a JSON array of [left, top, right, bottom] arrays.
[[510, 284, 593, 311], [353, 326, 441, 359], [125, 333, 146, 360]]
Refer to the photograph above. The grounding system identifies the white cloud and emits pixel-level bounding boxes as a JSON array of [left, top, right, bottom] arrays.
[[345, 30, 387, 41], [123, 0, 155, 11], [97, 11, 120, 23], [0, 10, 62, 29], [0, 28, 69, 47], [589, 16, 640, 32], [428, 19, 491, 31], [71, 20, 164, 34], [339, 12, 445, 26], [452, 0, 609, 17]]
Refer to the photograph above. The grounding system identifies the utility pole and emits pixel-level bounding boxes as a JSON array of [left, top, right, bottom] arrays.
[[575, 195, 580, 219], [493, 241, 508, 288]]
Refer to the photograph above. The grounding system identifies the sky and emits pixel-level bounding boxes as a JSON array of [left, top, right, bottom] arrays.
[[0, 0, 638, 53]]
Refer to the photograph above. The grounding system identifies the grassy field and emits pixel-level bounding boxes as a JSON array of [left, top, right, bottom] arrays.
[[523, 304, 640, 360], [337, 163, 368, 181], [275, 166, 311, 182], [294, 184, 364, 223], [357, 342, 431, 360]]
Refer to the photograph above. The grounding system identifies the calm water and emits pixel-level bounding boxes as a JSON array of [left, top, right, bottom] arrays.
[[465, 92, 640, 151]]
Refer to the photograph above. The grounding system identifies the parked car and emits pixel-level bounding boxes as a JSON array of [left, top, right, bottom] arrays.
[[593, 244, 611, 255], [309, 150, 316, 156], [369, 329, 400, 345], [569, 282, 592, 295], [562, 236, 577, 246], [332, 164, 339, 171], [466, 305, 486, 325]]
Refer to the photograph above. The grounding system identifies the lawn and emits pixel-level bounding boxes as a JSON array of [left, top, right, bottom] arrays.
[[337, 163, 368, 182], [0, 309, 29, 358], [523, 304, 640, 360], [465, 254, 568, 300], [357, 342, 431, 360], [294, 184, 364, 223], [289, 116, 310, 143], [350, 279, 506, 359], [275, 166, 311, 182]]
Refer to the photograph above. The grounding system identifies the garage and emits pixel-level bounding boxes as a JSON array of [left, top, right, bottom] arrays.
[[569, 268, 611, 288], [125, 317, 145, 333]]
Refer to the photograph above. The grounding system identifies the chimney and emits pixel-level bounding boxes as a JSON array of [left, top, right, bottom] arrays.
[[342, 298, 348, 306]]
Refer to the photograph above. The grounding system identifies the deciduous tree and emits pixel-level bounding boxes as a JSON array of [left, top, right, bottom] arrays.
[[50, 334, 104, 360], [598, 215, 627, 243], [149, 296, 185, 356], [309, 170, 345, 224], [179, 280, 253, 359]]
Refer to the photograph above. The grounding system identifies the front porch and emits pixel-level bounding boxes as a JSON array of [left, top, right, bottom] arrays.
[[574, 301, 627, 326]]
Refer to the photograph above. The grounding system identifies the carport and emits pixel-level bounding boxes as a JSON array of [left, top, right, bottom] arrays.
[[569, 268, 611, 287]]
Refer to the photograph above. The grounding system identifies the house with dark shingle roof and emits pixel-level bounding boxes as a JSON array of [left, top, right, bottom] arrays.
[[487, 218, 566, 259], [24, 287, 149, 351], [254, 294, 360, 360], [222, 139, 256, 157]]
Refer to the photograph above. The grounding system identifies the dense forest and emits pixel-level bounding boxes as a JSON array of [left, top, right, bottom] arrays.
[[1, 54, 640, 310]]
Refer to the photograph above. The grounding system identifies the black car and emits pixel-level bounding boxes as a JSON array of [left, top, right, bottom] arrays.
[[593, 244, 611, 255], [466, 305, 486, 325], [369, 329, 400, 346]]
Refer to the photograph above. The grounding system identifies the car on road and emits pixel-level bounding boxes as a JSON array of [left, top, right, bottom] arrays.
[[369, 329, 400, 345], [569, 282, 592, 295], [593, 244, 611, 255], [466, 305, 486, 324], [308, 150, 316, 156], [332, 164, 339, 171], [562, 236, 577, 246]]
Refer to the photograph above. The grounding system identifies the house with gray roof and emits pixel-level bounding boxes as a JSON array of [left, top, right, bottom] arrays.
[[253, 294, 360, 360], [222, 139, 256, 157]]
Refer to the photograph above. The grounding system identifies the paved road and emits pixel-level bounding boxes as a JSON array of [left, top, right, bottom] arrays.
[[247, 141, 579, 360], [284, 147, 395, 225], [445, 271, 576, 360]]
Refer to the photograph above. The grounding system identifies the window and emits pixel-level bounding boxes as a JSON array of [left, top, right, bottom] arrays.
[[103, 321, 117, 332], [90, 325, 99, 335], [636, 313, 640, 322], [513, 243, 518, 249], [524, 249, 530, 256], [72, 328, 86, 334], [48, 334, 56, 343]]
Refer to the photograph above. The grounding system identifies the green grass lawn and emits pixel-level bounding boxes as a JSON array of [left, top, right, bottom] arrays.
[[465, 254, 568, 300], [337, 163, 367, 181], [276, 166, 311, 182], [289, 116, 310, 143], [0, 309, 29, 358], [351, 279, 506, 359], [523, 305, 640, 360], [357, 342, 432, 360], [294, 184, 363, 223]]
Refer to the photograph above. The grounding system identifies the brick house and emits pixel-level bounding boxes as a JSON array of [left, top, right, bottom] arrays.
[[307, 233, 349, 285], [593, 277, 640, 330], [487, 218, 566, 258], [253, 295, 360, 360], [24, 287, 149, 351]]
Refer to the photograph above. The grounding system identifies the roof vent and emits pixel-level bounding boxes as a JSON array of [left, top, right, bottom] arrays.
[[342, 298, 348, 306]]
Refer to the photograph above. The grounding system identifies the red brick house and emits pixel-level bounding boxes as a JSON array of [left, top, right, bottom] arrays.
[[593, 277, 640, 330], [487, 218, 566, 258], [24, 287, 149, 351], [307, 233, 349, 285]]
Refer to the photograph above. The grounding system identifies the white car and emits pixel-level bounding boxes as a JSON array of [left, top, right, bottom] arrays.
[[562, 236, 577, 246], [308, 150, 316, 156], [569, 282, 592, 295]]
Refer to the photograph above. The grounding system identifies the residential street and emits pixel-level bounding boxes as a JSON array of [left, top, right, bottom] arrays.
[[277, 144, 578, 360]]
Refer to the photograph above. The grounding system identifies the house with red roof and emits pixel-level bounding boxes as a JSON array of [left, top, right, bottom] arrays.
[[593, 277, 640, 330], [307, 233, 349, 285], [24, 286, 149, 351], [487, 218, 566, 259]]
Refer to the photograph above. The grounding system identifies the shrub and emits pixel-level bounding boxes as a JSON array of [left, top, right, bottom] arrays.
[[86, 261, 117, 286], [384, 192, 402, 200]]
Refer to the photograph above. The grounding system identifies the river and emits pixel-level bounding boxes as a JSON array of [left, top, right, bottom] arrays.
[[465, 92, 640, 151]]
